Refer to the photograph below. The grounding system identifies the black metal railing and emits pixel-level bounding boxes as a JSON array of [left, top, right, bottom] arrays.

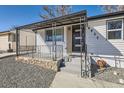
[[18, 45, 63, 61]]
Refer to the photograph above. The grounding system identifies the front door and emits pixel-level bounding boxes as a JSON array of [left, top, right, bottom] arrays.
[[72, 25, 84, 52]]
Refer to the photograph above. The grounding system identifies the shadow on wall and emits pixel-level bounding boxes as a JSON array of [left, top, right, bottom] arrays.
[[87, 27, 122, 56], [87, 27, 123, 77]]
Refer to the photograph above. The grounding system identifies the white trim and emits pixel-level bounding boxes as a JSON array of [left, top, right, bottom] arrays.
[[107, 29, 122, 31], [107, 19, 122, 22], [75, 37, 82, 39], [45, 27, 64, 42], [75, 44, 81, 47], [75, 29, 80, 32]]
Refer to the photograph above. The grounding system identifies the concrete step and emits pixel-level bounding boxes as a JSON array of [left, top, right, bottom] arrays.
[[59, 56, 85, 76], [60, 58, 82, 76]]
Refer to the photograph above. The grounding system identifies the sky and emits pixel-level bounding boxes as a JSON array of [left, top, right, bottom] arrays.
[[0, 5, 104, 31]]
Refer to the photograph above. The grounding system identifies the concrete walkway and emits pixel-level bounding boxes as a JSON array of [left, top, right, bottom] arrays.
[[50, 71, 124, 88], [50, 56, 124, 88], [0, 52, 16, 58]]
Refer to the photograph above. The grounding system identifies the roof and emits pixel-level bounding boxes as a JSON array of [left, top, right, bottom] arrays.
[[16, 10, 124, 30], [88, 10, 124, 21], [0, 31, 11, 35], [16, 10, 87, 30]]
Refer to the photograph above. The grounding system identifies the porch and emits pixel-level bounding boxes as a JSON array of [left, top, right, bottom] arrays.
[[15, 10, 88, 77]]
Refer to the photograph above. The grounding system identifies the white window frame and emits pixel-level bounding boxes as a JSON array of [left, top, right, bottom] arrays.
[[107, 19, 123, 40]]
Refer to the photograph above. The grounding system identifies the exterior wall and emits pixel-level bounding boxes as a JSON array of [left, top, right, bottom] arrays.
[[87, 16, 124, 56], [19, 29, 35, 46], [36, 26, 71, 56], [66, 25, 72, 54], [87, 15, 124, 68], [0, 34, 9, 51], [36, 29, 52, 54], [12, 42, 16, 51]]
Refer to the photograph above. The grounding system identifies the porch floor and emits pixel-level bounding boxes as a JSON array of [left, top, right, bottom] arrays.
[[60, 56, 81, 76]]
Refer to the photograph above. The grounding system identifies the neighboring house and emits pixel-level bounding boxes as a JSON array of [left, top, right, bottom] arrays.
[[0, 29, 35, 52], [0, 31, 16, 52]]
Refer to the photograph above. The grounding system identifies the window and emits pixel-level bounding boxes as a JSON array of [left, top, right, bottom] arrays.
[[55, 28, 64, 41], [45, 27, 64, 41], [107, 19, 123, 39], [45, 29, 53, 41]]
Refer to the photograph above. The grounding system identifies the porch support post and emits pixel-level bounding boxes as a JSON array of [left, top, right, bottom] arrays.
[[35, 30, 37, 52], [16, 28, 19, 57], [33, 30, 37, 52], [80, 15, 88, 77], [80, 17, 84, 77], [52, 22, 57, 61], [84, 16, 87, 77]]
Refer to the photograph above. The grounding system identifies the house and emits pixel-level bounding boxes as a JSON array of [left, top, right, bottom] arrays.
[[5, 10, 124, 69], [0, 31, 16, 52]]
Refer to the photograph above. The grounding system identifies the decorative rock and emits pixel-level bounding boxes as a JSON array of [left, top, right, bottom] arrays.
[[119, 79, 124, 84], [15, 56, 61, 72]]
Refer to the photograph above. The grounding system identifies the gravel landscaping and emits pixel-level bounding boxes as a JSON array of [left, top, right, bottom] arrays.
[[94, 67, 124, 85], [0, 57, 56, 88]]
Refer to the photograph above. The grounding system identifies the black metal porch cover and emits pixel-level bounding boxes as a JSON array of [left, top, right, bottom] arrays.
[[16, 10, 87, 30], [16, 10, 88, 77]]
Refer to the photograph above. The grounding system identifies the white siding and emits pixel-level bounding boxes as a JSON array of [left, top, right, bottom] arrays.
[[87, 16, 124, 68], [87, 16, 124, 56], [36, 29, 51, 54]]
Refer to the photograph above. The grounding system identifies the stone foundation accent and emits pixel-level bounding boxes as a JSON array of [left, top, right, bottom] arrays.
[[16, 56, 61, 72]]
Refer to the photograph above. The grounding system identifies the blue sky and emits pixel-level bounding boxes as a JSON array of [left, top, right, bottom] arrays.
[[0, 5, 103, 31]]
